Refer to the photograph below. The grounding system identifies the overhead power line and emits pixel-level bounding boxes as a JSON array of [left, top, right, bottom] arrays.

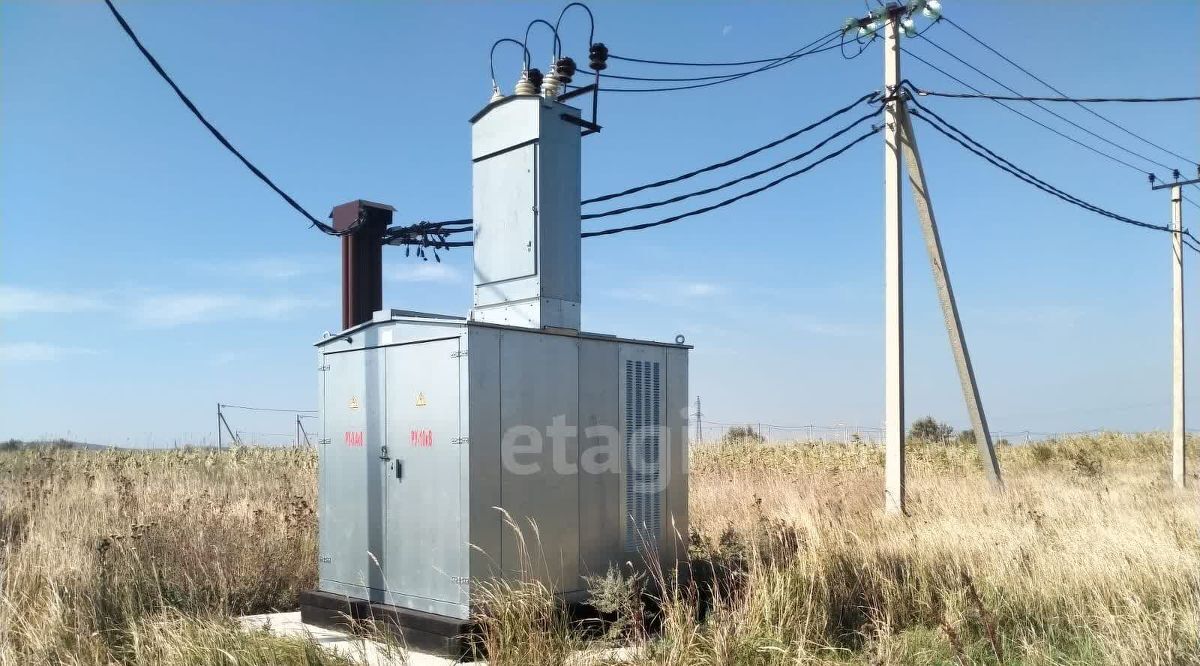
[[942, 16, 1198, 169], [912, 89, 1200, 104], [582, 127, 876, 238], [607, 29, 841, 67], [102, 0, 351, 236], [391, 120, 877, 244], [584, 91, 879, 204], [900, 51, 1150, 175], [582, 107, 882, 219], [914, 35, 1180, 175], [595, 31, 841, 93], [905, 92, 1198, 248], [403, 93, 881, 235]]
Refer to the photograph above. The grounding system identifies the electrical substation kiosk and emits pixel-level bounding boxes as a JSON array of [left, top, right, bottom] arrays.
[[300, 93, 690, 656]]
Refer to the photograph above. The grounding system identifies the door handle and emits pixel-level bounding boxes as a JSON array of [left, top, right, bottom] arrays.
[[395, 460, 403, 481]]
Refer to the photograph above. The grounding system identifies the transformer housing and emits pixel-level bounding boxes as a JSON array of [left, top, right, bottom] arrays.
[[303, 94, 690, 656]]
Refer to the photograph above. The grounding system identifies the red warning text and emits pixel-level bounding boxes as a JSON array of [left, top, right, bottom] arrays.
[[410, 430, 433, 448]]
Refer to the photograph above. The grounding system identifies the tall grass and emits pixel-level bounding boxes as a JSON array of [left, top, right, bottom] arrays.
[[663, 433, 1200, 664], [474, 433, 1200, 665], [2, 434, 1197, 664], [0, 446, 346, 665]]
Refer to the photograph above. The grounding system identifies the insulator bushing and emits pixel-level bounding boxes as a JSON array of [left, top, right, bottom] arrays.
[[527, 68, 544, 90], [541, 72, 562, 99], [554, 56, 577, 84], [514, 68, 542, 96], [588, 42, 608, 71]]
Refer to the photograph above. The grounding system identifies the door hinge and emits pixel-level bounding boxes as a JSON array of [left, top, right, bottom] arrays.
[[451, 437, 469, 446], [318, 438, 331, 446], [318, 365, 330, 372], [450, 350, 467, 358]]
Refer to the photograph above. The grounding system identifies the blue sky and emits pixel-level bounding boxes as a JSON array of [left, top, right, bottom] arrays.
[[2, 1, 1198, 446]]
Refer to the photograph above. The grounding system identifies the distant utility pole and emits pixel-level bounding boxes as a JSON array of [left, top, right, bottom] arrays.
[[693, 396, 702, 445], [1152, 171, 1200, 487], [215, 404, 238, 452]]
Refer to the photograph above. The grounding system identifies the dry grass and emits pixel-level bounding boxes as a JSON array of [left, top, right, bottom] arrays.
[[0, 446, 347, 665], [2, 434, 1197, 664], [670, 433, 1200, 665]]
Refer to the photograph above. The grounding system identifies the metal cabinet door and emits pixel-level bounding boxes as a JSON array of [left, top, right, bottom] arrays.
[[319, 347, 387, 599], [473, 144, 537, 285], [383, 338, 464, 611]]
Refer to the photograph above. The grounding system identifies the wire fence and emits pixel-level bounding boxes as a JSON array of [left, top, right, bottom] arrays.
[[693, 419, 1153, 446], [217, 403, 317, 449]]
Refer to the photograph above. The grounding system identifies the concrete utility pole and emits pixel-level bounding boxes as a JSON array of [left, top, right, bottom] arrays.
[[883, 7, 905, 514], [1172, 184, 1186, 487], [895, 99, 1003, 488], [694, 396, 702, 445], [1152, 174, 1199, 487]]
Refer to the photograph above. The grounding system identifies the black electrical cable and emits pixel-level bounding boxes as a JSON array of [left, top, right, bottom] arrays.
[[591, 31, 844, 82], [942, 16, 1199, 168], [585, 91, 879, 205], [410, 91, 881, 230], [523, 19, 562, 69], [840, 29, 878, 60], [597, 33, 842, 93], [102, 0, 349, 236], [904, 92, 1157, 222], [554, 2, 595, 56], [916, 35, 1179, 174], [900, 51, 1150, 175], [906, 96, 1149, 228], [490, 38, 531, 87], [583, 127, 876, 238], [582, 107, 882, 219], [588, 68, 797, 83], [391, 127, 876, 244], [608, 29, 841, 67], [915, 110, 1200, 250], [914, 89, 1200, 104], [906, 96, 1187, 241]]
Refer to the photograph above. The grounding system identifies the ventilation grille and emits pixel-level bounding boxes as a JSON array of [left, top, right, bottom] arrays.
[[624, 359, 662, 553]]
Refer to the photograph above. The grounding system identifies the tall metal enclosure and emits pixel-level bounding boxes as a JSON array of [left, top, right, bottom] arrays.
[[301, 94, 690, 657], [471, 96, 582, 330]]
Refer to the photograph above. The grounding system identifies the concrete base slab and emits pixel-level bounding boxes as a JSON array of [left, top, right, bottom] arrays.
[[238, 612, 639, 665], [239, 612, 448, 666]]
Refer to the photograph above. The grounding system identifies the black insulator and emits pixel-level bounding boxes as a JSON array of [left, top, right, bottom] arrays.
[[527, 67, 544, 88], [555, 56, 577, 84], [588, 42, 609, 71]]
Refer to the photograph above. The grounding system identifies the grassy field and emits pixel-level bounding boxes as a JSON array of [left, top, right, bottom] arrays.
[[0, 434, 1196, 664]]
